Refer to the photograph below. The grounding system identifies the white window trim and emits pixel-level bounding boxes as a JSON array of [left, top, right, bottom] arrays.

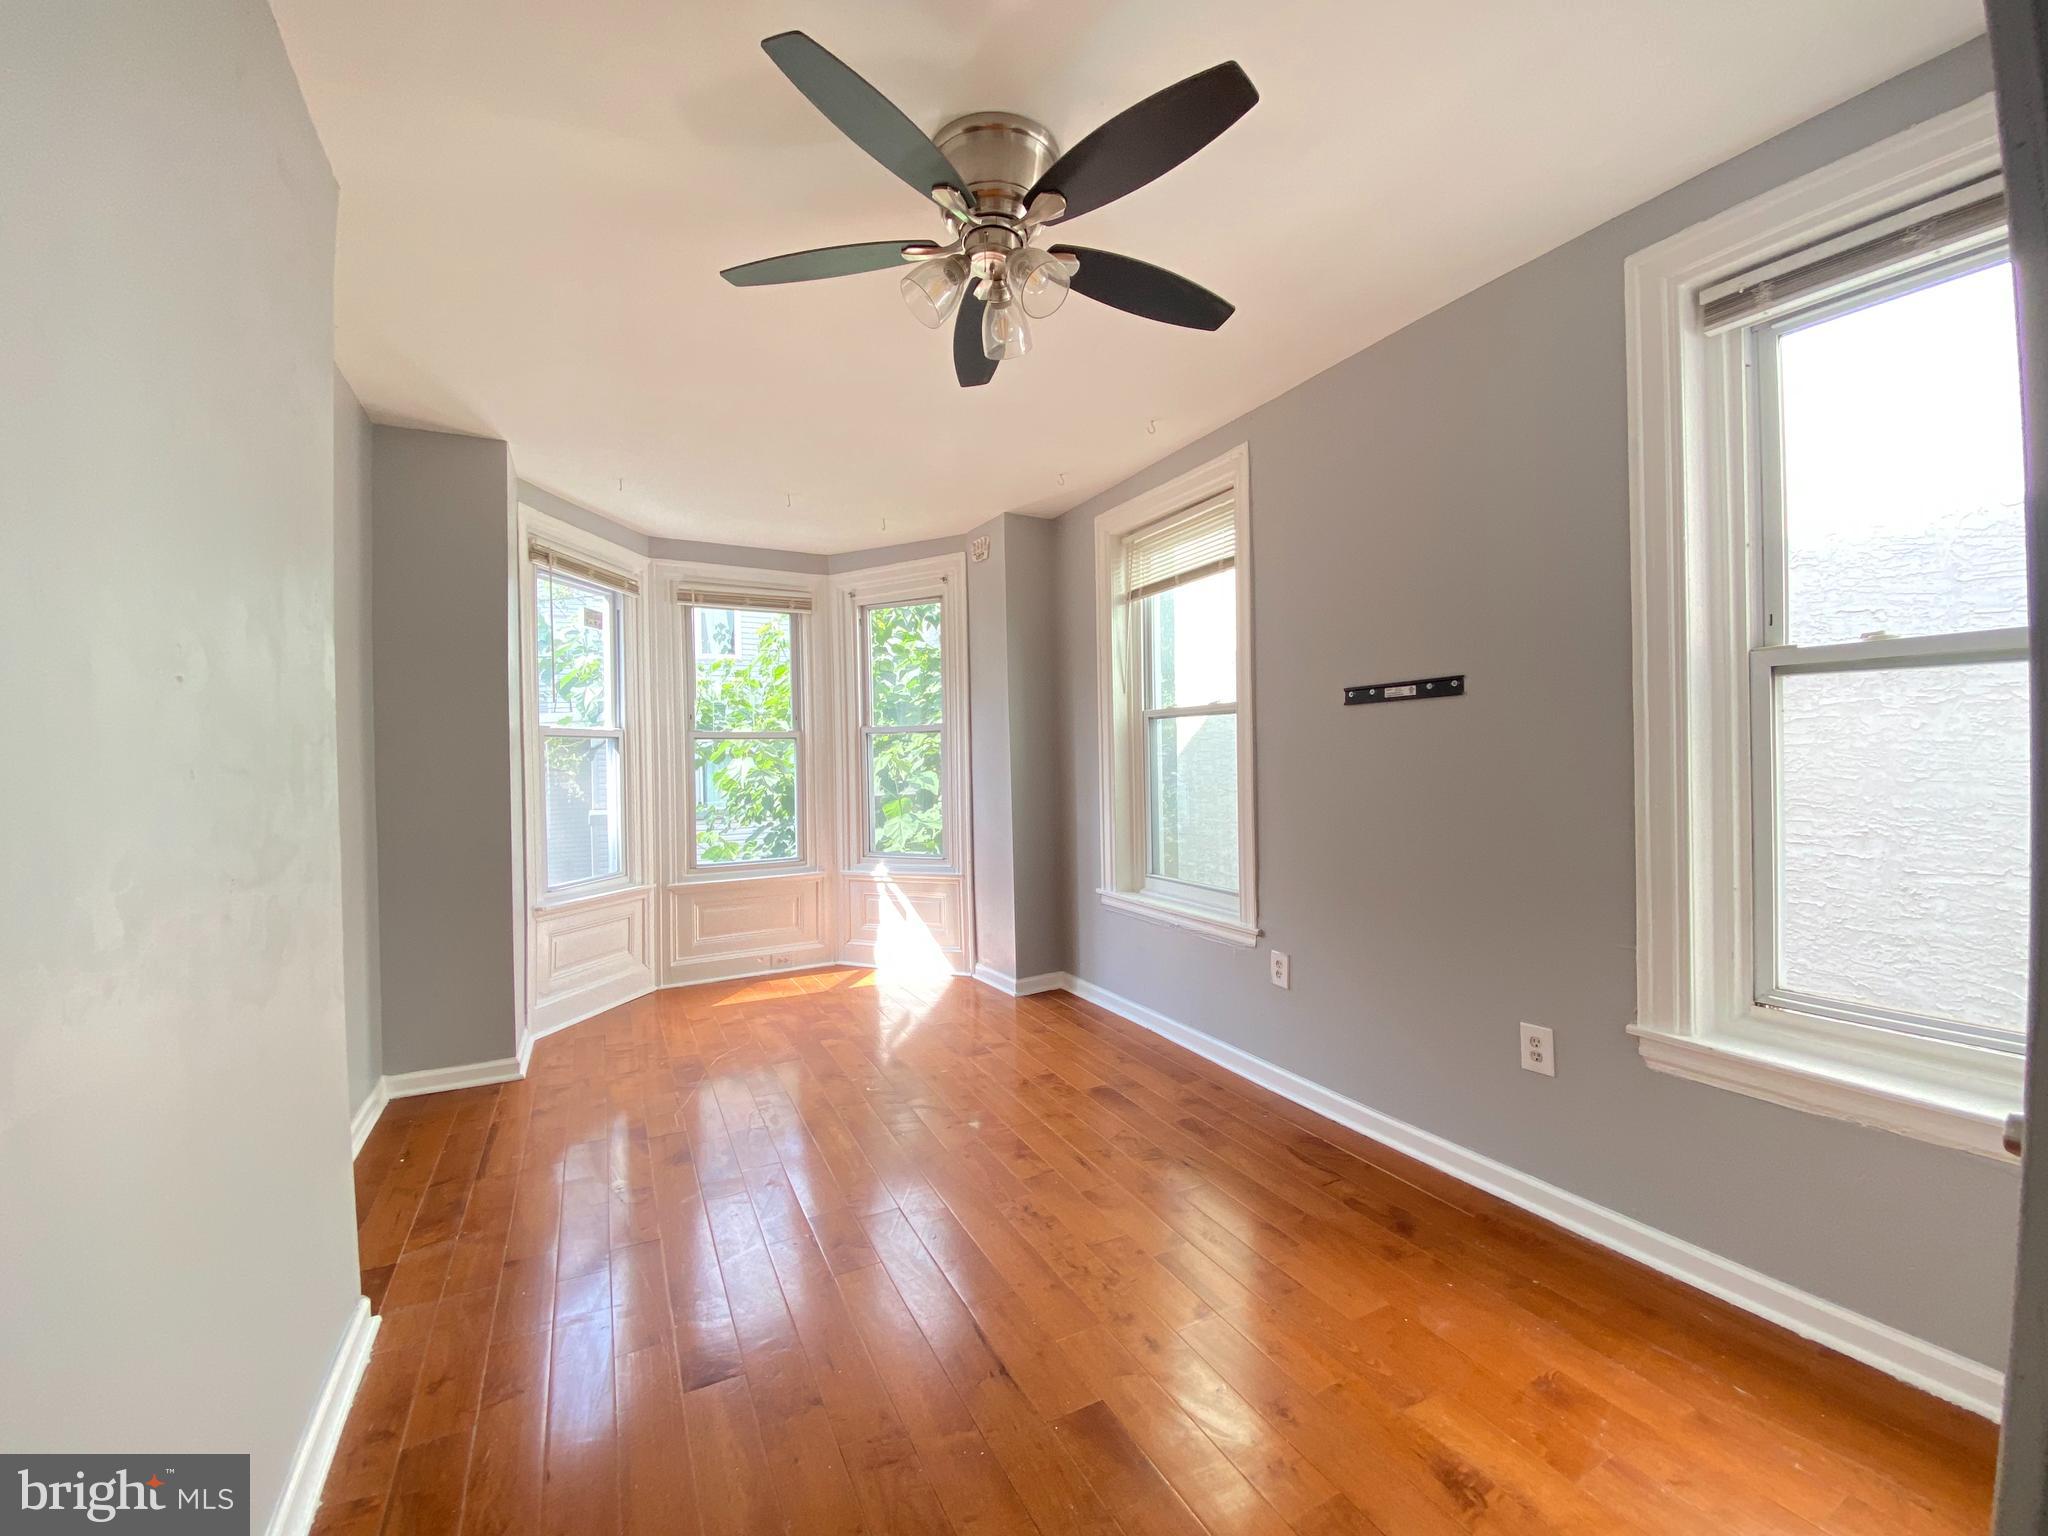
[[1623, 94, 2023, 1159], [1094, 444, 1259, 946], [658, 562, 830, 886], [832, 554, 974, 881], [517, 506, 653, 912]]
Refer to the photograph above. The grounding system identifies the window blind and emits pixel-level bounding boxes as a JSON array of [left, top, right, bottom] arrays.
[[1698, 175, 2006, 334], [673, 587, 813, 613], [1125, 496, 1236, 602], [529, 540, 639, 596]]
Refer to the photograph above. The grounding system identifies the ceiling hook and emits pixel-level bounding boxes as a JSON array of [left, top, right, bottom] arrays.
[[1146, 419, 1157, 435]]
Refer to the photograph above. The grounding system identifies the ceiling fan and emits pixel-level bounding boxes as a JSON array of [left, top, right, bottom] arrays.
[[719, 32, 1258, 387]]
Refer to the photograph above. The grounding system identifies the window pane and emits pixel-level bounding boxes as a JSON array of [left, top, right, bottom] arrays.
[[1776, 660, 2029, 1033], [535, 571, 618, 728], [868, 602, 943, 726], [544, 735, 622, 888], [694, 608, 794, 732], [1777, 261, 2026, 645], [693, 737, 798, 865], [1144, 568, 1237, 710], [869, 730, 942, 856], [1147, 713, 1239, 893]]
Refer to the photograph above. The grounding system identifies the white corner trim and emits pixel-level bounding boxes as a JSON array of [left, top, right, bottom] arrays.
[[1056, 972, 2005, 1420], [266, 1296, 379, 1536], [383, 1055, 525, 1101], [347, 1078, 389, 1160], [972, 965, 1068, 996]]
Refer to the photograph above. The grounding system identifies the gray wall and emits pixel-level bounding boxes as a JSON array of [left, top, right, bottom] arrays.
[[336, 374, 382, 1114], [0, 2, 364, 1524], [373, 427, 523, 1074], [1049, 38, 2020, 1366], [969, 517, 1020, 978], [1003, 515, 1067, 979]]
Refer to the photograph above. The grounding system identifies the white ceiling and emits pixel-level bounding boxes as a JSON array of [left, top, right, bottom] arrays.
[[274, 0, 1982, 553]]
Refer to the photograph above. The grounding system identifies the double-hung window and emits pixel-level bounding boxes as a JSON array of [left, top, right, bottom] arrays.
[[1746, 238, 2028, 1051], [679, 591, 807, 871], [1627, 108, 2027, 1156], [1096, 447, 1258, 945], [860, 599, 946, 859], [533, 546, 634, 894]]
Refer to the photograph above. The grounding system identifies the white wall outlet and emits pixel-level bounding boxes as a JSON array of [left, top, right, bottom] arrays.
[[1520, 1023, 1555, 1077], [1269, 950, 1290, 989]]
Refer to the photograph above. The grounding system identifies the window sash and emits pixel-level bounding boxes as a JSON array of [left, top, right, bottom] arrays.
[[858, 598, 945, 859], [533, 562, 630, 897], [1129, 522, 1240, 903], [860, 601, 945, 732], [1746, 241, 2028, 1050], [681, 603, 805, 873]]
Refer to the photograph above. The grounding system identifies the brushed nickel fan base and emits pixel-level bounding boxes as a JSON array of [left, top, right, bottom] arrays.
[[933, 113, 1061, 220]]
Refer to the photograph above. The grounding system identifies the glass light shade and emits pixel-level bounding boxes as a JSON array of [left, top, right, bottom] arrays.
[[1011, 245, 1072, 319], [981, 294, 1032, 361], [900, 255, 968, 329]]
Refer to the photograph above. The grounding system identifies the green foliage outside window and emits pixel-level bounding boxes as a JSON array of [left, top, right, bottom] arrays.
[[694, 615, 799, 865], [867, 602, 944, 857]]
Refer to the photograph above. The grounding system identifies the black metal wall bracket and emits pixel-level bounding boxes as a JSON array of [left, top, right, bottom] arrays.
[[1344, 674, 1465, 706]]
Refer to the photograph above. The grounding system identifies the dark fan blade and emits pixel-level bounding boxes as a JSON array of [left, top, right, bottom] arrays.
[[1027, 62, 1257, 222], [762, 32, 965, 202], [954, 290, 997, 387], [1051, 246, 1235, 330], [721, 240, 931, 287]]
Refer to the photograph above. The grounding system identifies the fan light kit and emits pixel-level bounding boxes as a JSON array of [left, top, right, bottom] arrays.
[[720, 33, 1259, 387]]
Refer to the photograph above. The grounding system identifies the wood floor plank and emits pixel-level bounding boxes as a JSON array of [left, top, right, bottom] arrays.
[[314, 971, 1998, 1536]]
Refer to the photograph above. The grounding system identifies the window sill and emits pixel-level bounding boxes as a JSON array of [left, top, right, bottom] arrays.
[[1097, 888, 1259, 947], [1630, 1020, 2021, 1159], [676, 864, 822, 886], [536, 880, 650, 916]]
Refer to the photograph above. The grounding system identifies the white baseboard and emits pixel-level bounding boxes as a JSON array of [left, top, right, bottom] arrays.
[[524, 977, 658, 1070], [1055, 973, 2005, 1420], [972, 964, 1068, 997], [530, 971, 656, 1050], [267, 1295, 379, 1536], [347, 1078, 389, 1160], [382, 1055, 525, 1101]]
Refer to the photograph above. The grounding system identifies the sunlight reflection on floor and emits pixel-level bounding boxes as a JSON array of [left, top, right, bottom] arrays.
[[871, 867, 951, 1059]]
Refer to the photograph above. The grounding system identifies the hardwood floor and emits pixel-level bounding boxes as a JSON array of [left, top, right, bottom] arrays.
[[316, 968, 1997, 1535]]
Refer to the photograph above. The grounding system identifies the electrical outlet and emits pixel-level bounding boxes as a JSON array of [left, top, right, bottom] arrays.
[[1269, 950, 1290, 990], [1520, 1023, 1555, 1077]]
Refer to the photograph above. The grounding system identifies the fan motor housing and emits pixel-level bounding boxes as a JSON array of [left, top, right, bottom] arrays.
[[934, 112, 1059, 219]]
